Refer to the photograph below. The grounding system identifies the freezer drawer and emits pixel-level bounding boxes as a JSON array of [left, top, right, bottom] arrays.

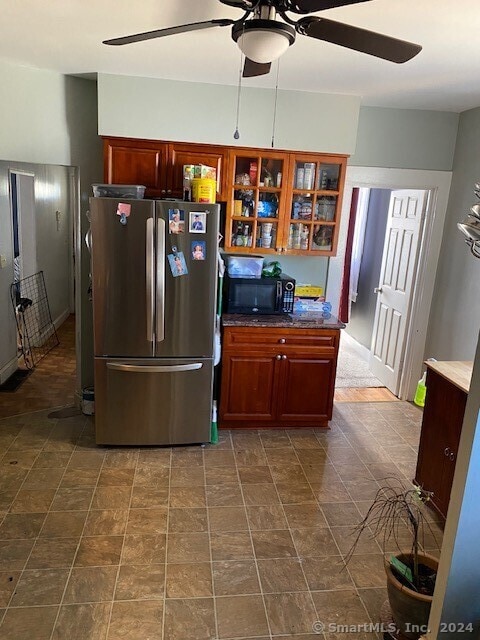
[[94, 357, 213, 445]]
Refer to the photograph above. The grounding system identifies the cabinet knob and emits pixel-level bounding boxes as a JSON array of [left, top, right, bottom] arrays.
[[167, 189, 172, 194], [276, 354, 282, 360], [449, 452, 456, 462], [279, 338, 286, 344], [281, 354, 287, 360], [161, 189, 166, 194], [444, 447, 450, 457]]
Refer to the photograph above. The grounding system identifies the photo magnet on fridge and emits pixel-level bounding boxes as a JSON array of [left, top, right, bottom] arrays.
[[168, 209, 185, 234], [189, 211, 206, 233], [191, 241, 206, 261], [167, 252, 188, 277]]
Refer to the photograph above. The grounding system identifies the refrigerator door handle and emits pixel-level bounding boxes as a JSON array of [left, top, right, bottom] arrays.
[[107, 362, 203, 373], [156, 217, 166, 343], [146, 217, 155, 342]]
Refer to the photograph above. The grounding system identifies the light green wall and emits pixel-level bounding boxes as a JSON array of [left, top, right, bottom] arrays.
[[351, 106, 459, 171], [97, 73, 361, 155], [426, 106, 480, 360]]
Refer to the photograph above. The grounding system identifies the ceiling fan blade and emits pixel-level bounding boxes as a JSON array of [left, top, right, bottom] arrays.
[[243, 58, 272, 77], [297, 17, 422, 63], [287, 0, 372, 14], [103, 19, 235, 46]]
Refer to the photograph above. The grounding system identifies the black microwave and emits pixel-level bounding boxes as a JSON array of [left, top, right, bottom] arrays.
[[224, 274, 296, 315]]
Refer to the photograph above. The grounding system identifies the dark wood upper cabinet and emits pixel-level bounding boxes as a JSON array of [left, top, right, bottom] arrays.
[[169, 143, 226, 201]]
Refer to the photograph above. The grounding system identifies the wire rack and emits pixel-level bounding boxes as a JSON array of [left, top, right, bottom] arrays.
[[10, 271, 59, 369]]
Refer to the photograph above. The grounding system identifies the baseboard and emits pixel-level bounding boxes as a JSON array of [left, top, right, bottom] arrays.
[[53, 308, 71, 331], [0, 357, 18, 385]]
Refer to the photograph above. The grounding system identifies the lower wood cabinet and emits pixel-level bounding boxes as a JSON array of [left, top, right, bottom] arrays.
[[219, 326, 340, 428], [414, 366, 468, 518]]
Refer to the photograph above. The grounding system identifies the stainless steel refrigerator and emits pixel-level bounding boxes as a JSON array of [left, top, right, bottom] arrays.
[[90, 197, 219, 445]]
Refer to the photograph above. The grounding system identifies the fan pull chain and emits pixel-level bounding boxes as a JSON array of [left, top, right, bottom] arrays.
[[271, 59, 280, 148], [233, 50, 244, 140]]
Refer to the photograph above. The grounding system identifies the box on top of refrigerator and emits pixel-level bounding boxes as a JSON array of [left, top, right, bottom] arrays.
[[193, 164, 217, 181]]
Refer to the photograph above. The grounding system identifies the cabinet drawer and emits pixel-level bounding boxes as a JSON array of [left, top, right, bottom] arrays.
[[223, 326, 339, 351]]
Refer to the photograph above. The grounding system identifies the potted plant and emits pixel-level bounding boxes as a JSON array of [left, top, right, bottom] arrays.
[[346, 478, 439, 640]]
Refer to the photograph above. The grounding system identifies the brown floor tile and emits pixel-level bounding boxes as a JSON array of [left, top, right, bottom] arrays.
[[27, 538, 78, 569], [246, 505, 288, 531], [10, 568, 69, 606], [32, 452, 71, 469], [60, 468, 100, 488], [121, 534, 166, 565], [216, 594, 269, 639], [22, 468, 64, 490], [137, 449, 171, 467], [164, 598, 215, 640], [331, 526, 381, 556], [126, 508, 167, 535], [108, 600, 163, 640], [97, 468, 135, 487], [1, 450, 39, 469], [133, 466, 170, 487], [83, 509, 128, 536], [209, 506, 248, 532], [358, 587, 388, 623], [260, 431, 291, 448], [321, 502, 362, 527], [51, 487, 94, 511], [171, 449, 203, 467], [251, 530, 297, 559], [11, 489, 56, 513], [242, 483, 280, 506], [74, 536, 123, 567], [0, 571, 20, 607], [206, 483, 243, 507], [312, 589, 370, 625], [303, 463, 342, 485], [169, 486, 206, 508], [210, 532, 254, 561], [238, 466, 273, 484], [0, 539, 35, 570], [212, 560, 260, 596], [68, 451, 105, 470], [257, 557, 307, 593], [295, 449, 329, 466], [276, 483, 316, 505], [0, 605, 58, 640], [91, 487, 131, 510], [291, 433, 324, 450], [346, 554, 386, 588], [40, 511, 87, 538], [115, 564, 165, 600], [302, 556, 354, 591], [264, 591, 318, 636], [203, 450, 235, 467], [270, 464, 309, 484], [284, 504, 328, 529], [170, 467, 205, 487], [130, 486, 168, 509], [169, 508, 208, 533], [167, 532, 211, 563], [291, 527, 339, 558], [234, 449, 267, 467], [0, 513, 46, 539], [310, 482, 351, 502], [166, 562, 213, 597], [52, 602, 111, 640], [265, 448, 300, 466], [104, 450, 138, 469], [205, 466, 238, 485], [64, 566, 118, 603]]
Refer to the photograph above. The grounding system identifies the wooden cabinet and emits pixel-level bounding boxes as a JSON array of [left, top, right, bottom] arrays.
[[103, 137, 227, 200], [219, 325, 340, 428], [414, 362, 471, 518], [224, 148, 347, 256]]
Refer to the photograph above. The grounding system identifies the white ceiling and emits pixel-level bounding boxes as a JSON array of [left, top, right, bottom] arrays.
[[2, 0, 480, 112]]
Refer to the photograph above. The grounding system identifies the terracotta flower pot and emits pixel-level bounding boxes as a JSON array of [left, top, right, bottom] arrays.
[[384, 552, 438, 640]]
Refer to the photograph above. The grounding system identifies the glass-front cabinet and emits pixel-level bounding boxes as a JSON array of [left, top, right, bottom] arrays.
[[225, 150, 288, 253], [225, 149, 347, 256]]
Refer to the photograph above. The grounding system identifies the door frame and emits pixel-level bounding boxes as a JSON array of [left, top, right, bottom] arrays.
[[327, 167, 452, 400]]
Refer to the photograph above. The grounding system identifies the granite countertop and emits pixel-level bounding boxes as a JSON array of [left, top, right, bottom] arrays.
[[222, 313, 346, 330]]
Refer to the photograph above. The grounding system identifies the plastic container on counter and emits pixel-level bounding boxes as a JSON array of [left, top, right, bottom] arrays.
[[92, 184, 146, 199]]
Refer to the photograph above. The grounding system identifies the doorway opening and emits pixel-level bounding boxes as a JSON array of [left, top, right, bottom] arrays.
[[335, 181, 435, 399]]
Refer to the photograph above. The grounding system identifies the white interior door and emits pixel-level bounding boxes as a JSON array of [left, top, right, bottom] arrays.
[[369, 189, 427, 394]]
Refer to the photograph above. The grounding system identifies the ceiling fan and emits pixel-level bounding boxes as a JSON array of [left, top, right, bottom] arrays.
[[103, 0, 422, 78]]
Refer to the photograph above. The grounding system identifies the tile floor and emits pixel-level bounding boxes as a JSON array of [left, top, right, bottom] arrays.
[[0, 400, 443, 640]]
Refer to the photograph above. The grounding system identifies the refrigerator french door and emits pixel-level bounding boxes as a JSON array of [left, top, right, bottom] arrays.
[[90, 198, 219, 445]]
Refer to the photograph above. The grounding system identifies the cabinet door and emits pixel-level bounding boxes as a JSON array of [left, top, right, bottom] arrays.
[[104, 138, 168, 198], [283, 153, 347, 256], [169, 143, 226, 201], [225, 149, 289, 253], [276, 353, 336, 425], [219, 352, 280, 423]]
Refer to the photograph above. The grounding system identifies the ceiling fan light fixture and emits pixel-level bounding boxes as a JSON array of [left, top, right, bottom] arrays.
[[232, 19, 295, 64]]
